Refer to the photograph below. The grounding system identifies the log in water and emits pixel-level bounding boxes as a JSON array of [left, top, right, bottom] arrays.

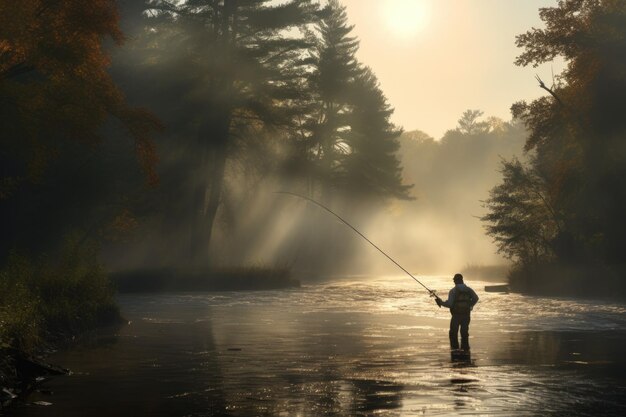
[[7, 276, 626, 416]]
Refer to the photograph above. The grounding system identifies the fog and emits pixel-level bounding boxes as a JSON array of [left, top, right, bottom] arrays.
[[96, 1, 529, 280], [4, 1, 626, 415], [210, 116, 527, 277], [103, 117, 526, 279]]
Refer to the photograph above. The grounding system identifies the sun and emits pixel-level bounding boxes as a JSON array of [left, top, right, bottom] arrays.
[[381, 0, 432, 38]]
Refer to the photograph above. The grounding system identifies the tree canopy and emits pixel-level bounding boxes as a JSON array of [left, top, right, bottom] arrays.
[[0, 0, 162, 260], [482, 0, 626, 294], [0, 0, 160, 199]]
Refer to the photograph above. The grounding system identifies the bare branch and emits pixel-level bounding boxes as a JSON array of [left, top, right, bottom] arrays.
[[535, 74, 564, 107]]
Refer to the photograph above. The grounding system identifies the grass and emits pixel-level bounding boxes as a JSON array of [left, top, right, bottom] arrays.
[[0, 235, 120, 353]]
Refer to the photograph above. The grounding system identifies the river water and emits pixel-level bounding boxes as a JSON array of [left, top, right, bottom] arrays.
[[6, 276, 626, 416]]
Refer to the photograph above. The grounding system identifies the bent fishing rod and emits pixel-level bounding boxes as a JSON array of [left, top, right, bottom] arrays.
[[276, 191, 440, 301]]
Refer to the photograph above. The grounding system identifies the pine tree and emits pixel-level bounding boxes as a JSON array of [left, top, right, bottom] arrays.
[[305, 0, 411, 200], [303, 0, 359, 193], [342, 67, 412, 200], [145, 0, 319, 266]]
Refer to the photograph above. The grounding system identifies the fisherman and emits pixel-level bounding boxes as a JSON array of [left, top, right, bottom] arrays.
[[435, 273, 479, 351]]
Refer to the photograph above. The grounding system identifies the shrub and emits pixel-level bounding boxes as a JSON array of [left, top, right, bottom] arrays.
[[0, 235, 120, 352]]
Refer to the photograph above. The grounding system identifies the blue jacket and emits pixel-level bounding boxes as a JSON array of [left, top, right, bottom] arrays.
[[440, 283, 479, 311]]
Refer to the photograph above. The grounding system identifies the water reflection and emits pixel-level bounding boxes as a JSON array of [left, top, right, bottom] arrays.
[[6, 276, 626, 416]]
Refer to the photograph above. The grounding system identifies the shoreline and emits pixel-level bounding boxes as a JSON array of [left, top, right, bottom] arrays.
[[0, 316, 127, 412]]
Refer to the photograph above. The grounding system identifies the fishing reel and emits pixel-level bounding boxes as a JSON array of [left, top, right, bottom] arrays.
[[430, 290, 443, 308]]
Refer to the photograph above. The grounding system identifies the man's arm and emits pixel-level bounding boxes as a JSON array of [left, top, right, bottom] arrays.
[[470, 287, 479, 307], [440, 288, 455, 308]]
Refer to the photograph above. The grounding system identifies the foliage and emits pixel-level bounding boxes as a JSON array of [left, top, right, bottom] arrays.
[[0, 236, 119, 352], [457, 110, 490, 136], [0, 1, 155, 359], [340, 67, 412, 199], [385, 114, 527, 275], [481, 158, 560, 264], [139, 0, 320, 265], [303, 0, 412, 201], [106, 0, 411, 270], [482, 0, 626, 294], [0, 0, 163, 268], [400, 112, 527, 209], [0, 0, 161, 199]]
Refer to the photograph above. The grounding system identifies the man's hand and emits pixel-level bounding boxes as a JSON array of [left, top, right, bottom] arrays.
[[435, 297, 442, 307]]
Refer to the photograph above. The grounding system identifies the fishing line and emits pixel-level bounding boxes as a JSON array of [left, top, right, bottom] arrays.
[[275, 191, 438, 298]]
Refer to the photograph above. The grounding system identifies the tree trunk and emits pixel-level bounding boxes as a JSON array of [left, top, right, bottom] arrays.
[[189, 113, 231, 268], [202, 140, 229, 265]]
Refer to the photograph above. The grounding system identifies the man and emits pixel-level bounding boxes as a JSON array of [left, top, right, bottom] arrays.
[[435, 273, 479, 351]]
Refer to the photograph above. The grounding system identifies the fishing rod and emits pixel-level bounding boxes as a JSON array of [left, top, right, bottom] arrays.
[[276, 191, 440, 300]]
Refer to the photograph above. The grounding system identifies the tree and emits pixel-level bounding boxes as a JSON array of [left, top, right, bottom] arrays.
[[144, 0, 319, 266], [482, 0, 626, 293], [342, 67, 412, 200], [514, 0, 626, 263], [457, 109, 489, 136], [481, 158, 560, 265], [0, 0, 161, 259], [304, 0, 411, 200], [300, 0, 359, 194], [0, 0, 160, 198]]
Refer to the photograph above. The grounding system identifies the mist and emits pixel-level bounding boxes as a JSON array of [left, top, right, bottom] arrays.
[[102, 113, 527, 279], [3, 1, 626, 416], [89, 1, 532, 281]]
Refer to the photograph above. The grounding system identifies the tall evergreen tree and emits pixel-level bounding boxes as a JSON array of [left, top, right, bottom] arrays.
[[303, 0, 359, 193], [305, 0, 411, 201], [342, 67, 412, 200], [145, 0, 319, 266]]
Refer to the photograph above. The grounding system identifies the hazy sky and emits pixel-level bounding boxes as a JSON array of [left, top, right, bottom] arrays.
[[339, 0, 564, 139]]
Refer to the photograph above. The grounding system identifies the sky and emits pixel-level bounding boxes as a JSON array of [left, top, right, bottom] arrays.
[[339, 0, 564, 139]]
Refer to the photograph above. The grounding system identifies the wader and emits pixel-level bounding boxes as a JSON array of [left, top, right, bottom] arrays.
[[449, 288, 472, 350]]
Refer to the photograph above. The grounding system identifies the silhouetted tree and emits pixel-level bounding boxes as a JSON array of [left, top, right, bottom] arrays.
[[301, 0, 359, 193], [342, 67, 412, 200], [481, 158, 560, 265], [145, 0, 319, 266], [0, 0, 160, 259], [483, 0, 626, 294], [457, 109, 489, 135], [304, 0, 410, 200]]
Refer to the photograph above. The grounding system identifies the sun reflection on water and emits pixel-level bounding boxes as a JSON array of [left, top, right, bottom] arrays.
[[9, 275, 626, 417]]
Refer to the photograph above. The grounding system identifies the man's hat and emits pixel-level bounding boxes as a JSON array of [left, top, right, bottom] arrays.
[[453, 273, 463, 283]]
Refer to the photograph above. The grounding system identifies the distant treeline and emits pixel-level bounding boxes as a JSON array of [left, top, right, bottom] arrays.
[[480, 0, 626, 297], [373, 113, 527, 275], [400, 112, 527, 212]]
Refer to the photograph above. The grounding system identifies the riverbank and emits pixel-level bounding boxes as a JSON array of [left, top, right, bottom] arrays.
[[506, 262, 626, 299], [1, 265, 299, 411], [0, 348, 68, 407], [0, 322, 124, 412], [0, 311, 124, 412], [0, 241, 123, 411]]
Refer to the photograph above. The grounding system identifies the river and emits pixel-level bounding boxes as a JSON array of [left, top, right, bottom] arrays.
[[6, 276, 626, 416]]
